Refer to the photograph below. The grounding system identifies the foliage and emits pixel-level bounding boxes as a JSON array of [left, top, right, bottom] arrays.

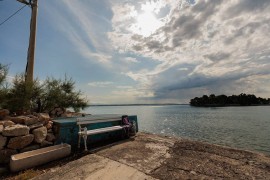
[[3, 74, 43, 113], [0, 63, 8, 85], [0, 64, 9, 108], [190, 93, 270, 107], [0, 64, 88, 113], [41, 76, 88, 112]]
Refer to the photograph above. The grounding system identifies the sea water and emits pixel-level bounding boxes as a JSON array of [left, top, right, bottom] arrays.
[[84, 105, 270, 155]]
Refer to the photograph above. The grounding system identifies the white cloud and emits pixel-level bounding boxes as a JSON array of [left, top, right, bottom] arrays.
[[125, 57, 139, 63], [88, 81, 113, 87], [45, 1, 113, 65]]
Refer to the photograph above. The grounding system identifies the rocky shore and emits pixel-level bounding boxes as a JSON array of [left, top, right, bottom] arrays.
[[3, 132, 270, 179]]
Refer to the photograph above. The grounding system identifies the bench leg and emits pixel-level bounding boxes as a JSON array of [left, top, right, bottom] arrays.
[[83, 135, 88, 151], [83, 127, 88, 151], [78, 135, 81, 149]]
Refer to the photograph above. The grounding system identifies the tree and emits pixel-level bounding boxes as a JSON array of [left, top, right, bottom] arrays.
[[190, 93, 269, 107], [3, 74, 43, 113], [0, 64, 9, 108], [1, 71, 88, 114], [41, 76, 88, 113], [0, 64, 8, 85]]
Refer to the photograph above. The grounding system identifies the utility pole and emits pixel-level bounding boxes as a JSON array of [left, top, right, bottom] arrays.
[[17, 0, 38, 83]]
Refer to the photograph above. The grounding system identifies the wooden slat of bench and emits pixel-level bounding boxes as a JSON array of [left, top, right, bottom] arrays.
[[77, 118, 122, 125], [83, 125, 123, 136]]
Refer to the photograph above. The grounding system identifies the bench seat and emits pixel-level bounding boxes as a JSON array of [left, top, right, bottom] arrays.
[[77, 115, 128, 151], [79, 125, 124, 136]]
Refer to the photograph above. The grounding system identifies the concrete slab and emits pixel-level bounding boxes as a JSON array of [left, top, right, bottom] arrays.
[[22, 132, 270, 179], [33, 154, 155, 180]]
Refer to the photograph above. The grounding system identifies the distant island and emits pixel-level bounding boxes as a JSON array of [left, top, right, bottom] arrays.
[[89, 103, 185, 106], [190, 93, 270, 107]]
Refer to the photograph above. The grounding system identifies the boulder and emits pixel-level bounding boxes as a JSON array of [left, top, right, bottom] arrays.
[[37, 113, 50, 124], [0, 149, 17, 164], [9, 116, 27, 124], [2, 124, 29, 136], [60, 112, 73, 117], [20, 144, 40, 153], [0, 135, 7, 150], [33, 126, 47, 143], [10, 116, 39, 125], [23, 116, 40, 126], [7, 134, 34, 150], [40, 140, 53, 147], [0, 125, 3, 134], [46, 133, 56, 142], [28, 122, 44, 130], [0, 120, 15, 127], [45, 121, 53, 130], [0, 109, 9, 120]]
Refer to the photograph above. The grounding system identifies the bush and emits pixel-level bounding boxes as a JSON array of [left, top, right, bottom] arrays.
[[0, 64, 9, 108], [3, 74, 43, 113], [0, 64, 88, 113], [0, 64, 8, 85], [41, 76, 88, 112]]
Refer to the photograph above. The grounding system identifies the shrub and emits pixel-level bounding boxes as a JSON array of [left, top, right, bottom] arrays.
[[40, 76, 88, 112], [0, 64, 88, 113], [0, 64, 9, 108], [3, 74, 43, 113]]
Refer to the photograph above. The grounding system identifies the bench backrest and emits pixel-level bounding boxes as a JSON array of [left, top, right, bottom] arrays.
[[77, 114, 123, 125]]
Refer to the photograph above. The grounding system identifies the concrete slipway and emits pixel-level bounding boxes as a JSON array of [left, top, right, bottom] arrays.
[[29, 132, 270, 180]]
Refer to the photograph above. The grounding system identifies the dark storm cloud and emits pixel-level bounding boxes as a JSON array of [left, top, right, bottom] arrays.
[[204, 52, 231, 62], [150, 52, 270, 100], [162, 0, 222, 49], [132, 45, 144, 51], [225, 0, 270, 18], [152, 70, 267, 99], [192, 0, 223, 19], [224, 20, 270, 45]]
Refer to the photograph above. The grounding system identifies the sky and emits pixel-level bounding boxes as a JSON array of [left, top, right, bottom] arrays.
[[1, 0, 270, 104]]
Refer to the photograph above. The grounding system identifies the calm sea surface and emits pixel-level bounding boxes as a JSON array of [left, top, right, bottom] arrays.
[[84, 105, 270, 155]]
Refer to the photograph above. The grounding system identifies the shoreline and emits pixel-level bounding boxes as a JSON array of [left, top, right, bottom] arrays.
[[3, 132, 270, 179]]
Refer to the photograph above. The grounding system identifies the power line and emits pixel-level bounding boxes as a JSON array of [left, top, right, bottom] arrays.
[[0, 4, 27, 27]]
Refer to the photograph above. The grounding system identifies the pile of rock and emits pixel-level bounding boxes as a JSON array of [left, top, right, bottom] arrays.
[[0, 109, 56, 164], [49, 107, 85, 118]]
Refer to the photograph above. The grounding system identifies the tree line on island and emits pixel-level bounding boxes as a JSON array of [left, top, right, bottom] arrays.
[[190, 93, 270, 107]]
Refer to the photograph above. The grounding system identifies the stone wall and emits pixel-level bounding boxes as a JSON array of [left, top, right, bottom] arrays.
[[0, 109, 56, 164]]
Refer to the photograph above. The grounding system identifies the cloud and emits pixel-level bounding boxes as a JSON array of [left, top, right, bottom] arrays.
[[88, 81, 113, 87], [125, 57, 139, 63], [45, 1, 113, 64], [108, 0, 270, 102], [42, 0, 270, 103]]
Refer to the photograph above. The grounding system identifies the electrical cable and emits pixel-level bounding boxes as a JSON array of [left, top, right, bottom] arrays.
[[0, 4, 27, 27]]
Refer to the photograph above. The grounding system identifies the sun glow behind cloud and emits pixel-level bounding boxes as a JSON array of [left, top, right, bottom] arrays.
[[129, 1, 166, 37]]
